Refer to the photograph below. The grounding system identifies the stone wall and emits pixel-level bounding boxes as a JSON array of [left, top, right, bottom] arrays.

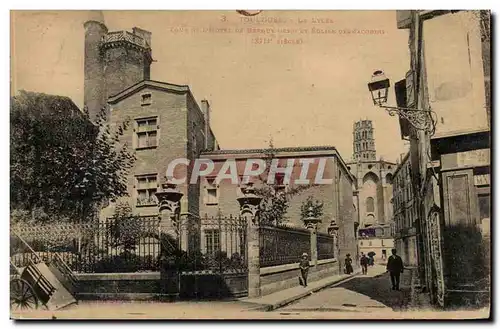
[[75, 272, 248, 300], [260, 259, 339, 296]]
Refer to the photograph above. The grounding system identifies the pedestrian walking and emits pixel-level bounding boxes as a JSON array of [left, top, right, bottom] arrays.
[[368, 252, 375, 266], [344, 254, 353, 274], [386, 248, 404, 291], [360, 252, 368, 275], [299, 252, 310, 287]]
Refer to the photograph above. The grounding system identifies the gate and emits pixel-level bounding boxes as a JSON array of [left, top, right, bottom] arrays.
[[178, 215, 248, 298]]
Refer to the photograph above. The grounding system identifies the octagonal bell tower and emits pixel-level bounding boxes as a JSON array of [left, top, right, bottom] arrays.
[[353, 120, 376, 161]]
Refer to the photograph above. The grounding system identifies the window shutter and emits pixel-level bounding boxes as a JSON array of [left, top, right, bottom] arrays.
[[203, 184, 208, 204], [442, 169, 478, 227], [395, 78, 411, 139], [132, 120, 138, 149], [156, 116, 160, 147]]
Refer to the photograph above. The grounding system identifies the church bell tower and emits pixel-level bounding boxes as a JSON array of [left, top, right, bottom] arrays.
[[353, 120, 376, 161]]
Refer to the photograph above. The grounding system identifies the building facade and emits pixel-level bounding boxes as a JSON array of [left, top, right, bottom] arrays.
[[107, 81, 218, 218], [358, 226, 394, 262], [83, 13, 219, 220], [198, 146, 359, 261], [396, 10, 490, 307], [392, 152, 418, 267], [85, 13, 360, 266]]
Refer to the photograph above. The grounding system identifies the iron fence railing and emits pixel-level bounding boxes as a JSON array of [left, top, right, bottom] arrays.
[[259, 225, 310, 267], [11, 216, 161, 273], [317, 232, 335, 260], [11, 214, 248, 274]]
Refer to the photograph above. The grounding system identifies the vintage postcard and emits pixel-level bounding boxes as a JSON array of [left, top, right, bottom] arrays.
[[9, 10, 491, 320]]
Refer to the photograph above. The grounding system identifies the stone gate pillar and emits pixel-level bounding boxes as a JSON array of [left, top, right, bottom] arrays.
[[328, 219, 341, 273], [303, 207, 321, 268], [237, 183, 263, 298], [155, 181, 183, 299]]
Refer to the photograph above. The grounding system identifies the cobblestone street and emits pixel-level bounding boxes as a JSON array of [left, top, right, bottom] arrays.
[[277, 265, 412, 314]]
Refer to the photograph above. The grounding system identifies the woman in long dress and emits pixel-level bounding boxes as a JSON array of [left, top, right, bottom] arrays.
[[344, 254, 353, 274]]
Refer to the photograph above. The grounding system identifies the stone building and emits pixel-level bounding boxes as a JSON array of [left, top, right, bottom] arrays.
[[395, 10, 490, 307], [83, 12, 219, 219], [392, 152, 418, 266], [83, 12, 360, 272], [198, 146, 359, 260], [347, 120, 396, 261]]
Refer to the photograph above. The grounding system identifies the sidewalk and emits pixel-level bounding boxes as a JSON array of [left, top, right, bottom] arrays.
[[12, 267, 388, 319], [240, 268, 371, 311], [408, 267, 433, 311]]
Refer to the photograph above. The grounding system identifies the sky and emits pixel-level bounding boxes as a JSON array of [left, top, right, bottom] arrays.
[[11, 10, 410, 163]]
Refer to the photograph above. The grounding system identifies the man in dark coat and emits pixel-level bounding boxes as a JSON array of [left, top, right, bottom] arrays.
[[360, 252, 368, 275], [386, 248, 404, 290]]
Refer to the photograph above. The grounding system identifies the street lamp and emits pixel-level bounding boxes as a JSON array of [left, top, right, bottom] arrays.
[[367, 70, 436, 134]]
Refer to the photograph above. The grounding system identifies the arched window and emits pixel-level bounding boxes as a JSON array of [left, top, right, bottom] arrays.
[[385, 173, 393, 184], [366, 197, 375, 213]]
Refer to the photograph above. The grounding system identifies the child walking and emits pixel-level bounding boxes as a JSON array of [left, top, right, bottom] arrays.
[[299, 252, 310, 287]]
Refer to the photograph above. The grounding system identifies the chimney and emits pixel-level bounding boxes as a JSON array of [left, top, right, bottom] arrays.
[[201, 99, 211, 149]]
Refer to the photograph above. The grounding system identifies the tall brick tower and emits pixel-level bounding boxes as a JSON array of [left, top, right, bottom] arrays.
[[352, 119, 376, 161], [84, 11, 153, 122]]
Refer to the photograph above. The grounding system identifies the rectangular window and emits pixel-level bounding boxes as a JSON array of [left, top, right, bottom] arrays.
[[141, 93, 152, 106], [135, 117, 158, 149], [205, 229, 220, 255], [205, 177, 218, 205], [274, 173, 287, 193], [136, 174, 157, 206]]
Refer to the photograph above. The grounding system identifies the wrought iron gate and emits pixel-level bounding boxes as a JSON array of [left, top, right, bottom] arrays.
[[178, 215, 248, 298]]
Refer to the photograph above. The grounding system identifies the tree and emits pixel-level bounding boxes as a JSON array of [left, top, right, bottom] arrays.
[[10, 91, 136, 222], [108, 202, 144, 252], [253, 139, 312, 226]]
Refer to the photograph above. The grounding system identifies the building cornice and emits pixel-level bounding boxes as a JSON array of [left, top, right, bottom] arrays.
[[201, 146, 356, 184], [201, 145, 337, 156], [108, 80, 190, 104]]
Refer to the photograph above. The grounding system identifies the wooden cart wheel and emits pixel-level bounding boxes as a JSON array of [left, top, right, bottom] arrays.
[[10, 278, 38, 310]]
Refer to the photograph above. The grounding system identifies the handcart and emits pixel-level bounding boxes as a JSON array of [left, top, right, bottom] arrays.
[[10, 229, 77, 311]]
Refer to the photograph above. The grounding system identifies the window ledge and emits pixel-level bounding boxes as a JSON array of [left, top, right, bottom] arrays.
[[136, 203, 158, 208], [136, 146, 157, 151], [205, 203, 219, 206]]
